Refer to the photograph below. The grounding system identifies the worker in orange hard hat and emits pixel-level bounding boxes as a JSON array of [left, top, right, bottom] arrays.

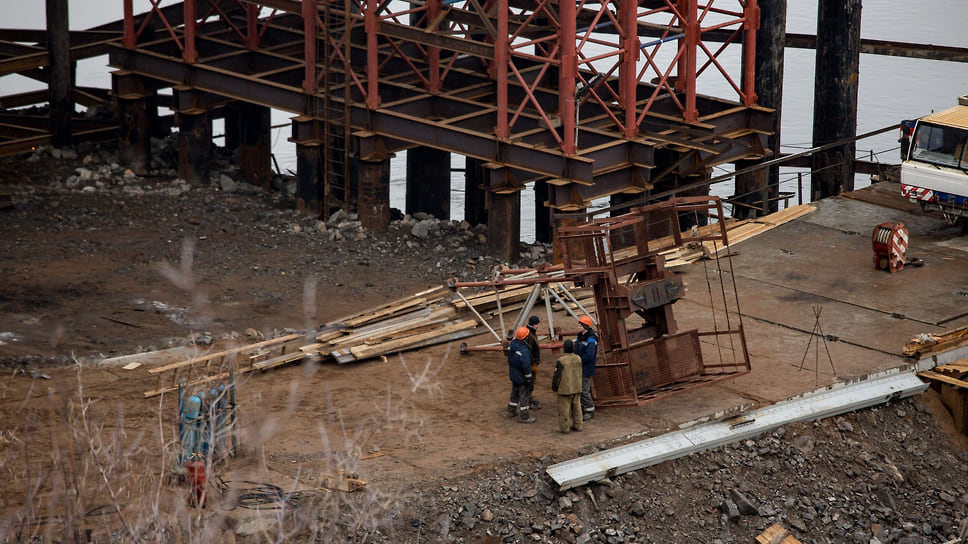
[[506, 326, 536, 423], [523, 315, 542, 410], [574, 314, 598, 420]]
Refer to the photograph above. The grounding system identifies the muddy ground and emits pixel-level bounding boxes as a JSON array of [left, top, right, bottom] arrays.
[[1, 142, 967, 544]]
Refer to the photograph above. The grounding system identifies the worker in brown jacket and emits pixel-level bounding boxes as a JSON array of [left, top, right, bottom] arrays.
[[551, 339, 583, 433]]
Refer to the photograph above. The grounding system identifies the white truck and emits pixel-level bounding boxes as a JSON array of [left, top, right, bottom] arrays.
[[900, 96, 968, 225]]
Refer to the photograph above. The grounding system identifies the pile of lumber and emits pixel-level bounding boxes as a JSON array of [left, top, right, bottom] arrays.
[[904, 326, 968, 358], [660, 204, 816, 268], [143, 281, 590, 397]]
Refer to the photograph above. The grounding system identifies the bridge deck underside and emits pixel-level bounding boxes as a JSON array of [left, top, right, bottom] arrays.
[[107, 8, 771, 209]]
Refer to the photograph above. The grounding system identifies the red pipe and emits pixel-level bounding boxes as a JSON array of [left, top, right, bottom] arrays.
[[246, 3, 259, 50], [682, 0, 697, 123], [494, 0, 509, 139], [184, 0, 197, 63], [428, 0, 441, 93], [365, 0, 381, 108], [123, 0, 134, 49], [559, 0, 576, 154], [620, 0, 638, 138], [743, 0, 760, 105]]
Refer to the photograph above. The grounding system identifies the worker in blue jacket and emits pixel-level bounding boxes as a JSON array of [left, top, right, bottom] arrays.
[[506, 327, 536, 423], [574, 315, 599, 420]]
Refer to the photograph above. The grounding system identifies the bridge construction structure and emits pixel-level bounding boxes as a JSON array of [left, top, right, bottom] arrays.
[[104, 0, 771, 261]]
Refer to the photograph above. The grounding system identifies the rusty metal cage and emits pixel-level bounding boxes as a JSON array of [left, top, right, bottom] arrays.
[[558, 196, 750, 407]]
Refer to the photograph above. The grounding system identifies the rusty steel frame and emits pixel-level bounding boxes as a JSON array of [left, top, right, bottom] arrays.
[[110, 0, 771, 210], [447, 196, 750, 406], [555, 196, 750, 407]]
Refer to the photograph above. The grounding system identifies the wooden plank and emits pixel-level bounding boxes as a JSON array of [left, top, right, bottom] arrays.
[[149, 333, 303, 374], [341, 296, 429, 328], [756, 523, 802, 544], [98, 346, 196, 368], [328, 307, 457, 346], [252, 350, 309, 370], [347, 320, 479, 360], [904, 327, 968, 358], [919, 370, 968, 390], [323, 285, 449, 326], [144, 367, 255, 398]]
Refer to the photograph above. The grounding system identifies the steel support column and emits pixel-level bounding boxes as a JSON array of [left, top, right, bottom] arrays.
[[295, 142, 323, 217], [533, 179, 551, 244], [358, 157, 391, 233], [176, 109, 212, 184], [114, 72, 153, 175], [406, 146, 451, 220], [812, 0, 861, 199], [464, 157, 488, 226], [46, 0, 73, 147], [237, 102, 272, 190], [487, 189, 521, 263], [117, 95, 152, 174]]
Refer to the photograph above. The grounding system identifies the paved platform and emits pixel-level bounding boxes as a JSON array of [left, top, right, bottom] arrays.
[[644, 182, 968, 426]]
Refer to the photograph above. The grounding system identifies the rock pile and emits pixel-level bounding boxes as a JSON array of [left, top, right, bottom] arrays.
[[375, 397, 968, 544]]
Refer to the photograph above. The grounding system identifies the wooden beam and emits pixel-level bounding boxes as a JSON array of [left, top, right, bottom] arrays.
[[919, 370, 968, 390]]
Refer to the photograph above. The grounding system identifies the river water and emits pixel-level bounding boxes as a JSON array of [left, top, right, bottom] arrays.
[[7, 1, 968, 240]]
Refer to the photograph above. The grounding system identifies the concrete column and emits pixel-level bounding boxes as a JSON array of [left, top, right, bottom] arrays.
[[357, 158, 391, 232], [811, 0, 861, 199], [406, 146, 451, 219], [177, 110, 212, 184], [734, 0, 786, 217], [296, 143, 323, 217], [487, 190, 521, 263], [46, 0, 73, 147], [464, 157, 488, 225], [533, 179, 552, 243], [237, 103, 272, 189]]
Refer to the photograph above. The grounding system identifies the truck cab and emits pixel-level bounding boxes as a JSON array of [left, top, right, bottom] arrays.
[[900, 101, 968, 223]]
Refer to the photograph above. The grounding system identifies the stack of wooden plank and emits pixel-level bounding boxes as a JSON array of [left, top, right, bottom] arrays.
[[143, 283, 539, 396], [904, 325, 968, 358], [701, 204, 817, 259]]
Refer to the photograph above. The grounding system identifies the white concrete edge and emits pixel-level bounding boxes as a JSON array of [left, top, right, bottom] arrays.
[[546, 369, 929, 491]]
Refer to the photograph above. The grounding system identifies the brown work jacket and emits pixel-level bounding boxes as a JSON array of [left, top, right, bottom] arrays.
[[552, 353, 582, 396]]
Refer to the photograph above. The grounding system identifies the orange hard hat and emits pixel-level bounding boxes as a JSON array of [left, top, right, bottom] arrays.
[[515, 327, 529, 340], [579, 315, 593, 327]]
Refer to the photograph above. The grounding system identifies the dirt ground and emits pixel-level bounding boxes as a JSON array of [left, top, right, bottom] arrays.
[[2, 143, 967, 543]]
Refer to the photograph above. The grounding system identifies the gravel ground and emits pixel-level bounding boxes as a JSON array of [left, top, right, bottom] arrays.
[[1, 140, 966, 544]]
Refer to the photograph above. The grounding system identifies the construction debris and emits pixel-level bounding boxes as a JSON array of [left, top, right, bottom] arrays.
[[318, 470, 366, 492], [142, 201, 818, 398], [904, 325, 968, 358], [756, 523, 802, 544]]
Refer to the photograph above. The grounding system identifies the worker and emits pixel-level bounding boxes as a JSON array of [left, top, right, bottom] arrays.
[[551, 339, 583, 433], [506, 326, 536, 423], [524, 315, 541, 410], [574, 315, 598, 420]]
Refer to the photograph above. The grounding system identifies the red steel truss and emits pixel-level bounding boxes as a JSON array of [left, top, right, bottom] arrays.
[[116, 0, 770, 209]]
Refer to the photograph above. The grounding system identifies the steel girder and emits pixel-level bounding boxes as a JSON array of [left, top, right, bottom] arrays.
[[113, 0, 769, 209]]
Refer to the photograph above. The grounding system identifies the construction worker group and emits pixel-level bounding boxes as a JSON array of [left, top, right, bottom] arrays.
[[506, 314, 598, 430]]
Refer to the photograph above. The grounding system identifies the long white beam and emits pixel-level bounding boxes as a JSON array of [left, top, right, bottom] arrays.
[[546, 367, 929, 490]]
